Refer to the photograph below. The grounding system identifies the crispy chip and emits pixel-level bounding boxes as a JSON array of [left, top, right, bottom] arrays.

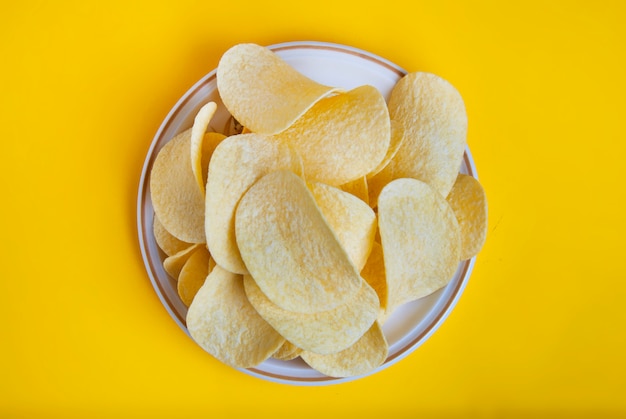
[[367, 120, 405, 178], [367, 165, 393, 209], [384, 72, 467, 198], [205, 134, 303, 275], [274, 85, 390, 186], [153, 215, 192, 256], [308, 181, 376, 271], [378, 178, 461, 311], [190, 102, 218, 193], [150, 129, 206, 243], [360, 241, 388, 314], [301, 321, 388, 377], [217, 43, 341, 135], [340, 176, 369, 205], [272, 341, 302, 361], [243, 275, 379, 355], [163, 243, 203, 280], [200, 132, 226, 186], [236, 170, 361, 313], [446, 174, 488, 260], [187, 265, 285, 368], [177, 245, 214, 306]]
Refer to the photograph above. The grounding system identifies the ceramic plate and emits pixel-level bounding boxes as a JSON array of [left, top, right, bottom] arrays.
[[137, 41, 477, 385]]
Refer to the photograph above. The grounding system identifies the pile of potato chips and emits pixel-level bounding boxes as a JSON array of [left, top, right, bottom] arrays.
[[149, 43, 487, 378]]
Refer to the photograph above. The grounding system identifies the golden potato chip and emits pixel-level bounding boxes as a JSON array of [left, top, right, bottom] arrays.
[[301, 321, 388, 377], [187, 265, 285, 368], [200, 132, 226, 184], [163, 243, 203, 279], [235, 170, 361, 313], [217, 43, 341, 135], [205, 134, 303, 275], [446, 174, 488, 260], [308, 181, 376, 271], [367, 120, 405, 178], [274, 85, 390, 186], [177, 245, 214, 306], [378, 178, 461, 311], [340, 176, 369, 205], [385, 72, 468, 198], [360, 241, 388, 314], [150, 129, 206, 243], [272, 341, 302, 361], [366, 165, 393, 209], [153, 215, 192, 256], [190, 102, 218, 193], [243, 275, 379, 355]]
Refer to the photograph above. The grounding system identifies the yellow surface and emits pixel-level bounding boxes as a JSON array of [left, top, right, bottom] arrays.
[[1, 0, 625, 417]]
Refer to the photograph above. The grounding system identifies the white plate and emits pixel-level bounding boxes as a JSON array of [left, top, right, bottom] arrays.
[[137, 41, 477, 386]]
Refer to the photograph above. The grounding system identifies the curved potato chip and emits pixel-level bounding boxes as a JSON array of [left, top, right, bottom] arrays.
[[243, 275, 379, 355], [187, 265, 285, 368], [274, 85, 390, 186], [446, 174, 488, 260], [385, 72, 467, 197], [217, 43, 340, 135], [367, 120, 405, 178], [272, 341, 302, 361], [360, 241, 388, 314], [378, 178, 461, 311], [205, 134, 303, 275], [150, 129, 205, 243], [235, 170, 361, 313], [301, 321, 388, 377], [163, 243, 204, 280], [153, 215, 192, 257], [200, 132, 226, 185], [340, 176, 369, 205], [177, 246, 214, 306], [367, 165, 393, 209], [308, 182, 376, 271], [190, 102, 218, 193]]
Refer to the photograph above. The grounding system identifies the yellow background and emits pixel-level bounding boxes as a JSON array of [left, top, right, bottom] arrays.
[[2, 0, 625, 417]]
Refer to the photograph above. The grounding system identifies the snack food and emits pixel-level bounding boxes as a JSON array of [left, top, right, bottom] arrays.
[[378, 178, 461, 312], [144, 41, 486, 375]]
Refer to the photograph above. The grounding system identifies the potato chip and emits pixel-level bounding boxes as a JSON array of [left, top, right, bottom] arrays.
[[360, 241, 388, 314], [152, 215, 192, 257], [272, 341, 302, 361], [235, 170, 361, 313], [367, 120, 405, 178], [243, 275, 379, 355], [217, 43, 341, 135], [378, 178, 461, 311], [200, 132, 226, 184], [163, 243, 203, 280], [187, 265, 285, 368], [177, 245, 214, 306], [446, 174, 488, 260], [205, 134, 303, 275], [301, 321, 387, 377], [340, 176, 369, 205], [150, 129, 206, 243], [366, 165, 393, 209], [308, 181, 376, 271], [384, 72, 468, 198], [274, 85, 390, 186], [190, 102, 218, 193]]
